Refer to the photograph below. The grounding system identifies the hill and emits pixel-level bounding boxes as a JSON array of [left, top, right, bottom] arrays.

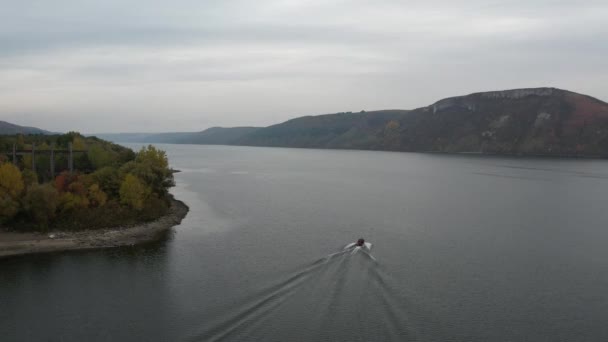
[[0, 121, 51, 135], [236, 110, 407, 149], [92, 87, 608, 157], [177, 127, 260, 144], [237, 88, 608, 157], [92, 132, 194, 144], [93, 127, 260, 145]]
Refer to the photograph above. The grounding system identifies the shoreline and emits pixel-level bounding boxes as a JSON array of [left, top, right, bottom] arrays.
[[0, 197, 189, 259], [126, 142, 608, 160]]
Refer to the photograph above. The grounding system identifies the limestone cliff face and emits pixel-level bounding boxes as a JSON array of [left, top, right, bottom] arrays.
[[431, 88, 559, 113], [398, 87, 608, 156], [478, 87, 557, 99]]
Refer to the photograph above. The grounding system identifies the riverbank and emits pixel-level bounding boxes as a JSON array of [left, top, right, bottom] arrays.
[[0, 196, 189, 259]]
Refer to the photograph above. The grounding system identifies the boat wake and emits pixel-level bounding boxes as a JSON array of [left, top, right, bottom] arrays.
[[186, 243, 433, 342]]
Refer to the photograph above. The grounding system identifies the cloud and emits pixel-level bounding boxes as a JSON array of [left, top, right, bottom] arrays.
[[0, 0, 607, 132]]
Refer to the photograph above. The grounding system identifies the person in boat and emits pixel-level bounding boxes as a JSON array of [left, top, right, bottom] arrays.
[[356, 238, 365, 247]]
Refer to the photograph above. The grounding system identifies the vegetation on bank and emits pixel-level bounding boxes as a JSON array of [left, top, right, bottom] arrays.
[[0, 133, 174, 231]]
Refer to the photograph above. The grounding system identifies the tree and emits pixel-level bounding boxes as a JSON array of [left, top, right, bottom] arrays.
[[136, 145, 169, 169], [21, 169, 38, 187], [58, 192, 89, 212], [54, 171, 90, 211], [0, 163, 24, 198], [87, 184, 107, 207], [67, 180, 87, 197], [55, 171, 79, 193], [0, 163, 24, 221], [72, 136, 87, 150], [91, 166, 121, 197], [119, 174, 149, 210], [88, 145, 117, 169], [0, 134, 170, 230], [22, 154, 33, 170], [23, 184, 59, 229], [120, 146, 174, 196], [117, 148, 136, 164]]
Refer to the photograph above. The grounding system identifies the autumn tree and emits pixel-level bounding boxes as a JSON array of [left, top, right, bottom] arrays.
[[21, 169, 38, 187], [136, 145, 169, 169], [120, 145, 174, 196], [88, 145, 117, 169], [72, 136, 87, 151], [0, 163, 24, 197], [58, 192, 89, 212], [23, 184, 59, 229], [55, 171, 79, 192], [92, 166, 121, 197], [67, 179, 87, 197], [22, 154, 33, 170], [0, 134, 173, 230], [54, 171, 91, 211], [87, 184, 108, 207], [119, 174, 150, 210], [0, 163, 24, 221]]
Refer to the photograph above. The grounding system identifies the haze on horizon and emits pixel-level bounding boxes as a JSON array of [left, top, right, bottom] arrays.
[[1, 0, 606, 133]]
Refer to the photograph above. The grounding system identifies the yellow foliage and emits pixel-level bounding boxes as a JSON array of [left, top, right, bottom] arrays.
[[72, 136, 87, 150], [0, 163, 24, 198], [0, 163, 24, 220], [386, 120, 400, 131], [59, 192, 89, 212], [87, 184, 108, 207], [136, 145, 169, 169], [22, 154, 33, 170], [119, 174, 149, 210]]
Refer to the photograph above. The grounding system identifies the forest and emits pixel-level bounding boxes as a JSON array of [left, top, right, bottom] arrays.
[[0, 133, 175, 231]]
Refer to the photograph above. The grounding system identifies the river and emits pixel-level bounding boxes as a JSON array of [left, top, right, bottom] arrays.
[[2, 144, 608, 341]]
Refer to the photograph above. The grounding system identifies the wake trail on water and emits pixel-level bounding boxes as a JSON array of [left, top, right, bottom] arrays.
[[187, 246, 428, 342]]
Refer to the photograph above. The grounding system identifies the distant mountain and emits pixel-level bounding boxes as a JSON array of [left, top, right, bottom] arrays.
[[0, 121, 51, 135], [178, 127, 261, 145], [95, 87, 608, 157], [236, 110, 408, 149], [237, 88, 608, 157], [93, 127, 260, 145], [92, 132, 195, 144]]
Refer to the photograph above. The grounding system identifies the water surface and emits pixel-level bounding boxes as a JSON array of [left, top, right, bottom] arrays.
[[2, 145, 608, 341]]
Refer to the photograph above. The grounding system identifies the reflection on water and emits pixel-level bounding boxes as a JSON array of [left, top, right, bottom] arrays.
[[3, 145, 608, 341], [0, 241, 174, 341]]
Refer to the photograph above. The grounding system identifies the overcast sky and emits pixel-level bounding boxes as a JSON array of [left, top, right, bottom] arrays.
[[1, 0, 607, 133]]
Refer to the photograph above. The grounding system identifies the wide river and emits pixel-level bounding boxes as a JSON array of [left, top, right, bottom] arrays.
[[3, 145, 608, 341]]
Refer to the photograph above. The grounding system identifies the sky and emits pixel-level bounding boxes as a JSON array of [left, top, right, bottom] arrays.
[[1, 0, 607, 133]]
